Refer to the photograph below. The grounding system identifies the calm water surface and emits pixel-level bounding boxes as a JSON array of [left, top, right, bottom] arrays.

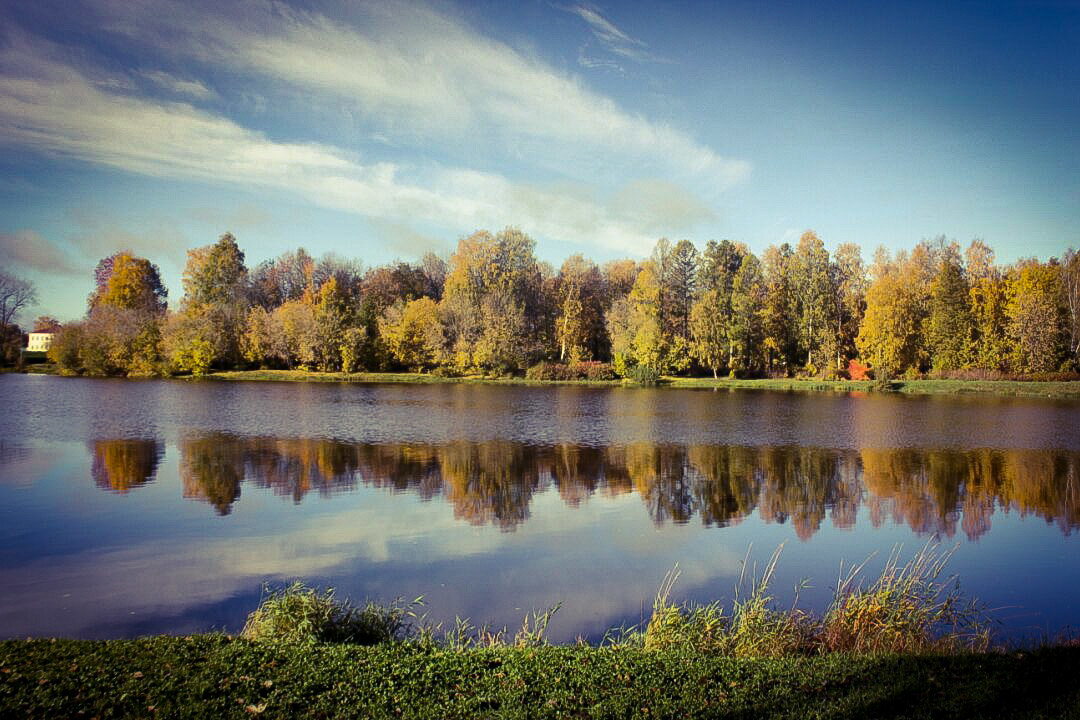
[[1, 374, 1078, 642]]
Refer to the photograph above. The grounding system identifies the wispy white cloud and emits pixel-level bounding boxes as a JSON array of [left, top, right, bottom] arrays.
[[0, 32, 350, 182], [0, 0, 750, 258], [568, 3, 663, 64], [0, 27, 719, 255], [139, 69, 215, 100], [576, 45, 623, 73], [90, 0, 747, 192]]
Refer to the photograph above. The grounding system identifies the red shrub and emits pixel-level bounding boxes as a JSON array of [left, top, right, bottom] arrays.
[[848, 359, 872, 381]]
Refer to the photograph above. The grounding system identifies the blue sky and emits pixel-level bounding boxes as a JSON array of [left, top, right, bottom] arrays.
[[0, 0, 1077, 322]]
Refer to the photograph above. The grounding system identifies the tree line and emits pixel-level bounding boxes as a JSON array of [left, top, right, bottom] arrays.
[[18, 228, 1080, 379]]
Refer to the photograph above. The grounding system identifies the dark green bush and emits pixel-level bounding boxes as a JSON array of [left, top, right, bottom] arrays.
[[525, 361, 616, 381], [628, 364, 661, 385]]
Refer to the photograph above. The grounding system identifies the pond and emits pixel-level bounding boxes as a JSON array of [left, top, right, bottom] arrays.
[[1, 374, 1077, 642]]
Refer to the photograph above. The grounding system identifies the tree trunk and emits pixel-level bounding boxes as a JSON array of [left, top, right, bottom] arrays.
[[837, 313, 843, 370], [558, 313, 568, 362]]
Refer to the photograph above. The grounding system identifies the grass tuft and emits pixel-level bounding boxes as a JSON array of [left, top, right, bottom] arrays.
[[644, 564, 728, 653], [241, 582, 424, 645], [639, 543, 986, 658], [727, 545, 816, 657], [822, 542, 992, 654]]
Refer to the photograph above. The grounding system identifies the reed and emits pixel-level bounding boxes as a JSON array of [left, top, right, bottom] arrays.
[[821, 543, 992, 653], [242, 544, 992, 656], [639, 543, 988, 657]]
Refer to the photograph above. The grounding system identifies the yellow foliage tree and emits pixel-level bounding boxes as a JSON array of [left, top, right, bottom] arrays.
[[1006, 261, 1065, 373], [378, 297, 444, 371]]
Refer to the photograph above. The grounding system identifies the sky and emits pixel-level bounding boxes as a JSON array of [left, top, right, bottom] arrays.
[[0, 0, 1077, 322]]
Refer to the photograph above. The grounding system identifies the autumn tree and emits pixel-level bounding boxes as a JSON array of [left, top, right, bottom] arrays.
[[311, 277, 354, 370], [648, 238, 674, 339], [697, 239, 745, 367], [857, 248, 924, 376], [690, 289, 727, 377], [761, 244, 797, 373], [91, 252, 168, 314], [440, 228, 544, 373], [791, 231, 832, 371], [555, 255, 606, 362], [730, 252, 766, 372], [602, 259, 639, 305], [183, 233, 249, 307], [828, 243, 866, 373], [51, 252, 167, 376], [926, 244, 974, 371], [163, 303, 224, 375], [1007, 260, 1066, 373], [274, 299, 318, 369], [1063, 248, 1080, 364], [314, 254, 365, 303], [608, 261, 666, 374], [362, 262, 428, 316], [605, 296, 634, 376], [168, 232, 250, 371], [249, 248, 315, 310], [966, 240, 1009, 370], [241, 306, 276, 367], [379, 297, 444, 370]]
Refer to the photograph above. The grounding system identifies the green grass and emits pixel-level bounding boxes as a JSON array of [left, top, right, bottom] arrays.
[[19, 365, 1080, 397], [3, 636, 1079, 719], [667, 376, 1080, 398], [201, 368, 624, 386], [191, 369, 1080, 397]]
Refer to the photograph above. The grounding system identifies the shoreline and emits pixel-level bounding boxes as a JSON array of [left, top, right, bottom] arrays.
[[17, 365, 1080, 398]]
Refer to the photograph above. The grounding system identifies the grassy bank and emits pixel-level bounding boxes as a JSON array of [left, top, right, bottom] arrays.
[[16, 365, 1080, 397], [203, 368, 623, 386], [667, 376, 1080, 398], [198, 368, 1080, 398], [2, 636, 1078, 719], [4, 548, 1079, 718]]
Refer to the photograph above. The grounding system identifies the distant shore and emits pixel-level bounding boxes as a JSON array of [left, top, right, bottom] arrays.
[[17, 364, 1080, 398], [197, 368, 1080, 398]]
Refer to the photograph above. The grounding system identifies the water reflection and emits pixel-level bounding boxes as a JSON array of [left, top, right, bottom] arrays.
[[179, 434, 244, 514], [89, 438, 164, 494], [159, 435, 1080, 539]]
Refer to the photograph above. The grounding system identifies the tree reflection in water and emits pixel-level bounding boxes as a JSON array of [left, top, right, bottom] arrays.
[[89, 438, 165, 494], [156, 434, 1080, 539]]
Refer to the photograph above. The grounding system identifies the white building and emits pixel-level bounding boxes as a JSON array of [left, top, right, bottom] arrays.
[[27, 333, 55, 352]]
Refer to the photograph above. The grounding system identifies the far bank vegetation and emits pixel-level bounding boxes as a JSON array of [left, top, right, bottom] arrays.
[[37, 228, 1080, 382]]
